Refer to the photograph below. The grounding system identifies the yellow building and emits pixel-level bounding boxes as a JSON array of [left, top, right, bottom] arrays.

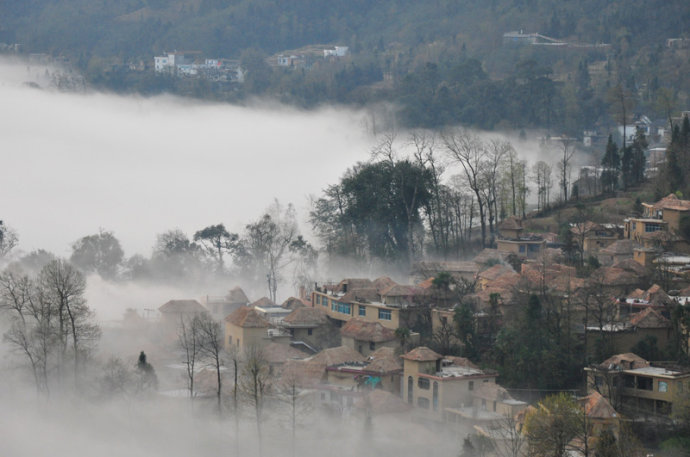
[[224, 306, 272, 351], [401, 347, 496, 420]]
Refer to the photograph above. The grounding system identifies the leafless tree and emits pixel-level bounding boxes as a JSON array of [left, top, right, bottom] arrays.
[[0, 221, 18, 260], [178, 315, 202, 400], [491, 415, 528, 457], [444, 129, 489, 247], [533, 161, 553, 212], [241, 345, 270, 457], [196, 313, 224, 413], [558, 137, 576, 202]]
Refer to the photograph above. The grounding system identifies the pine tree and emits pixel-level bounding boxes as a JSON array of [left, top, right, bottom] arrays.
[[601, 135, 620, 192]]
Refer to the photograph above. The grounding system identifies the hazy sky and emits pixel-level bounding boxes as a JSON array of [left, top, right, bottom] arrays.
[[0, 59, 374, 258]]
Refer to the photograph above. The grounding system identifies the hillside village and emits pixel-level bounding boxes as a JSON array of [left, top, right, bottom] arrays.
[[123, 188, 690, 456]]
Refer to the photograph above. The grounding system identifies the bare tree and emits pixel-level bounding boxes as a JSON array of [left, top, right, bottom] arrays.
[[179, 315, 202, 400], [491, 415, 528, 457], [241, 345, 270, 457], [196, 313, 224, 413], [558, 137, 576, 202], [444, 129, 489, 247], [0, 221, 18, 260]]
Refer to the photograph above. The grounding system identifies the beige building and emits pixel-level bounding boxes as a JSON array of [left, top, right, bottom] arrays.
[[340, 318, 398, 356], [224, 306, 272, 351], [401, 347, 497, 420]]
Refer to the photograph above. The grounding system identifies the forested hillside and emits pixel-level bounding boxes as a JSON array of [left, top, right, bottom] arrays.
[[2, 0, 689, 132]]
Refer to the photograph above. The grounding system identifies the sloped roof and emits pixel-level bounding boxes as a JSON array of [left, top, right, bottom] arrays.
[[579, 391, 618, 419], [499, 216, 523, 231], [413, 261, 479, 274], [381, 284, 424, 298], [473, 382, 517, 402], [473, 249, 508, 265], [597, 353, 650, 371], [341, 318, 396, 343], [373, 276, 398, 294], [651, 194, 690, 212], [601, 239, 633, 256], [612, 258, 647, 276], [401, 346, 442, 362], [251, 296, 276, 308], [262, 342, 309, 364], [630, 307, 671, 329], [366, 347, 402, 373], [226, 286, 250, 305], [280, 345, 367, 387], [159, 299, 206, 314], [282, 306, 328, 327], [340, 288, 380, 304], [337, 278, 374, 291], [479, 264, 516, 282], [598, 267, 639, 287], [281, 296, 306, 310], [444, 356, 479, 369], [225, 306, 271, 328]]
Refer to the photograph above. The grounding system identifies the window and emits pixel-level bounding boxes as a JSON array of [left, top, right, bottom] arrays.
[[519, 245, 526, 253], [307, 328, 313, 336], [469, 381, 474, 391], [378, 309, 392, 320], [637, 376, 653, 391], [659, 381, 668, 393], [645, 223, 663, 233], [418, 377, 430, 390], [417, 397, 430, 409], [359, 305, 366, 317], [595, 376, 603, 389], [331, 301, 351, 314], [369, 341, 375, 351], [316, 295, 321, 305], [407, 377, 413, 404]]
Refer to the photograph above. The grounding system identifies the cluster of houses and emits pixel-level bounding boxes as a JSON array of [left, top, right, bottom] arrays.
[[151, 192, 690, 451], [153, 51, 244, 82]]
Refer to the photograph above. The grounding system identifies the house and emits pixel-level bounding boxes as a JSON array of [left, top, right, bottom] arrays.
[[571, 222, 619, 258], [625, 194, 690, 252], [585, 308, 672, 358], [281, 306, 339, 351], [203, 285, 250, 318], [158, 299, 207, 327], [325, 346, 403, 395], [340, 318, 398, 356], [496, 217, 546, 260], [224, 306, 272, 351], [411, 260, 479, 284], [598, 239, 634, 266], [401, 347, 497, 421], [585, 353, 690, 417]]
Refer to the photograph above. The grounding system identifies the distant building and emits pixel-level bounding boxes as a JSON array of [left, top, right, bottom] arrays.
[[323, 46, 349, 57]]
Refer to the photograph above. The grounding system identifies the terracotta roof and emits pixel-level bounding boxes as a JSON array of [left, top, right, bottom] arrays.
[[417, 277, 435, 289], [341, 318, 396, 343], [337, 278, 374, 292], [597, 267, 639, 287], [262, 342, 309, 364], [281, 297, 306, 310], [225, 306, 271, 328], [251, 297, 276, 308], [401, 346, 442, 361], [159, 299, 207, 314], [340, 288, 380, 304], [601, 239, 633, 256], [579, 391, 618, 419], [629, 307, 671, 329], [373, 276, 398, 294], [479, 264, 515, 281], [473, 382, 516, 402], [311, 345, 367, 366], [366, 347, 403, 373], [612, 258, 647, 276], [651, 194, 690, 212], [413, 261, 479, 274], [280, 346, 367, 387], [499, 216, 523, 231], [444, 356, 478, 369], [597, 353, 650, 370], [380, 284, 424, 298], [226, 286, 250, 305], [282, 307, 328, 327]]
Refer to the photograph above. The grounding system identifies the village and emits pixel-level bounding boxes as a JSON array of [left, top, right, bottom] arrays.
[[122, 189, 690, 456]]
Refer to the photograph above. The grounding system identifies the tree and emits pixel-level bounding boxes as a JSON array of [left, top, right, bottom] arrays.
[[601, 135, 620, 193], [524, 393, 583, 457], [0, 221, 18, 260], [491, 415, 527, 457], [178, 314, 202, 400], [152, 229, 203, 280], [193, 224, 238, 274], [39, 259, 100, 387], [533, 161, 553, 212], [630, 127, 647, 185], [238, 201, 299, 302], [558, 137, 576, 202], [241, 345, 270, 457], [196, 313, 224, 413], [70, 229, 124, 279]]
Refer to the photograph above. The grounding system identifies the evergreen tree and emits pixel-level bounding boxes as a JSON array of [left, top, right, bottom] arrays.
[[601, 135, 620, 193], [630, 127, 647, 185]]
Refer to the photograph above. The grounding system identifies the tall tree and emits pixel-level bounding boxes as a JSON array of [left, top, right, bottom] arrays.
[[70, 229, 124, 279], [193, 223, 238, 274], [0, 221, 18, 260], [241, 345, 270, 457], [601, 135, 620, 193], [523, 393, 584, 457]]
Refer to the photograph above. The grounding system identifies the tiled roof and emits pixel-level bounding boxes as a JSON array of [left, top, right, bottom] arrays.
[[380, 284, 424, 297], [281, 296, 306, 310], [366, 347, 402, 373], [579, 391, 618, 419], [597, 267, 639, 287], [282, 307, 328, 327], [651, 194, 690, 212], [251, 296, 276, 308], [225, 306, 271, 328], [159, 299, 207, 314], [226, 286, 250, 305], [337, 278, 374, 291], [341, 318, 396, 343], [499, 216, 523, 231], [612, 258, 647, 276], [262, 342, 309, 364], [473, 382, 515, 402], [472, 249, 508, 265], [479, 264, 515, 281], [597, 353, 650, 370], [401, 346, 442, 361], [629, 307, 671, 329], [340, 288, 380, 304], [281, 346, 366, 387], [373, 276, 398, 294], [601, 239, 633, 255]]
